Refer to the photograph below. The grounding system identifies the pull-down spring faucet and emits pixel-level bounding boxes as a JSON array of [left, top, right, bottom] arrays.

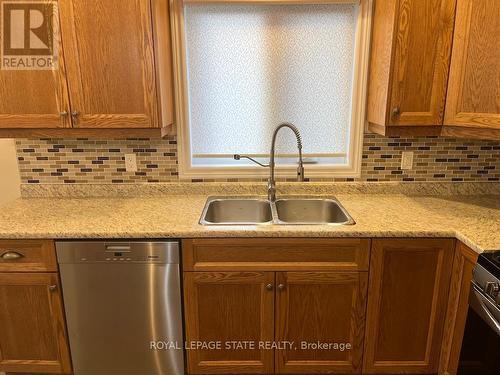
[[234, 123, 305, 202]]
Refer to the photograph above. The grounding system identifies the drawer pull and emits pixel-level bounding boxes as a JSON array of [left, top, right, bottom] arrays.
[[1, 251, 25, 260], [49, 285, 58, 292]]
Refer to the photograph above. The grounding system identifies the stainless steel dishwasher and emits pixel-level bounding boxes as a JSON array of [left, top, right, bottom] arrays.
[[56, 241, 184, 375]]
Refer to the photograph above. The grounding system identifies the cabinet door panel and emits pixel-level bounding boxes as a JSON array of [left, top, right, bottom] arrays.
[[184, 272, 275, 374], [389, 0, 456, 126], [276, 272, 367, 374], [363, 239, 454, 374], [0, 273, 71, 374], [445, 0, 500, 129], [59, 0, 158, 128], [439, 242, 478, 375], [0, 0, 70, 128]]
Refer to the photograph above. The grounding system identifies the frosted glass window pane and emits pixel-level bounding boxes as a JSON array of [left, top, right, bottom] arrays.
[[185, 4, 357, 161]]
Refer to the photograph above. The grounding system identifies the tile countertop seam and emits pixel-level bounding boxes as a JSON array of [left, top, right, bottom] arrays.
[[0, 193, 498, 254]]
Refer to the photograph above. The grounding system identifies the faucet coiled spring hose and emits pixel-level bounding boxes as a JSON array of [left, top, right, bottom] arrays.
[[275, 123, 303, 165], [278, 122, 303, 151], [269, 123, 305, 183]]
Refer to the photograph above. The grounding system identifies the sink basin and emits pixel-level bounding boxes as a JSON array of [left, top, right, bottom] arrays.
[[200, 198, 273, 225], [200, 196, 355, 226], [276, 198, 355, 225]]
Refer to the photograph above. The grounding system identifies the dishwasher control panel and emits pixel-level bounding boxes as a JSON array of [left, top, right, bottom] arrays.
[[89, 251, 161, 263], [56, 241, 180, 264]]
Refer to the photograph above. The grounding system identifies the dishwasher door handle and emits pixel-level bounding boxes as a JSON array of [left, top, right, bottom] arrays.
[[105, 245, 132, 251]]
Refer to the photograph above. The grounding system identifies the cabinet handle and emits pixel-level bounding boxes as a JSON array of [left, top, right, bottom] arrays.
[[1, 251, 24, 260], [48, 285, 58, 292], [60, 111, 69, 117], [265, 284, 273, 291], [71, 111, 80, 117], [278, 284, 286, 291], [392, 107, 401, 118]]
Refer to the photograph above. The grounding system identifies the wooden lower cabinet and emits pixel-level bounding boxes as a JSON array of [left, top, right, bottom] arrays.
[[276, 272, 367, 374], [183, 238, 470, 375], [184, 271, 368, 375], [439, 243, 478, 375], [184, 271, 275, 374], [0, 273, 71, 374], [363, 239, 455, 374]]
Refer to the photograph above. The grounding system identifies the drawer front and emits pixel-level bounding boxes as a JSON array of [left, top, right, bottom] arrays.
[[0, 240, 57, 272], [183, 238, 371, 271]]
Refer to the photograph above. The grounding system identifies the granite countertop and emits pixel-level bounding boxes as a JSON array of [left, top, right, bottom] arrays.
[[0, 185, 498, 253]]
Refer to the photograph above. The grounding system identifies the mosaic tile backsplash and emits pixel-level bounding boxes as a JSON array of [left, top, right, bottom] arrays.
[[15, 134, 500, 184]]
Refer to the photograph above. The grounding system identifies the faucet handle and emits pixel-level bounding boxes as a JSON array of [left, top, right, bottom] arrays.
[[233, 154, 269, 168]]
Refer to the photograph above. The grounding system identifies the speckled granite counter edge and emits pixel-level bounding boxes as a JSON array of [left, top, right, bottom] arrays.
[[20, 181, 500, 198], [0, 228, 490, 253]]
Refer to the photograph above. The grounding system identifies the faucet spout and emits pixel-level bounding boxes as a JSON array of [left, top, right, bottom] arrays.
[[268, 123, 305, 202]]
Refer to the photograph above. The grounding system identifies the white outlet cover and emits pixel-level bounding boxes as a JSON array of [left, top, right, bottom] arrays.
[[401, 152, 414, 170], [125, 154, 138, 172]]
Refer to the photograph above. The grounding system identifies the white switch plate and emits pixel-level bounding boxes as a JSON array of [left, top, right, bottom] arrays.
[[401, 152, 414, 170], [124, 154, 138, 172]]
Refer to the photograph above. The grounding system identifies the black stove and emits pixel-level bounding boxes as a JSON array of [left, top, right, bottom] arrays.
[[457, 250, 500, 375], [478, 251, 500, 280], [474, 251, 500, 307]]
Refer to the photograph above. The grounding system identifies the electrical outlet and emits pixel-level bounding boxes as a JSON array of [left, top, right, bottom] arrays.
[[124, 154, 138, 172], [401, 151, 414, 170]]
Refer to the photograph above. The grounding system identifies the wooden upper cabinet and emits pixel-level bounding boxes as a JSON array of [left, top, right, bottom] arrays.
[[184, 271, 275, 374], [0, 0, 174, 136], [0, 0, 70, 129], [363, 239, 454, 374], [0, 69, 70, 129], [367, 0, 456, 134], [0, 273, 71, 374], [59, 0, 159, 128], [444, 0, 500, 131], [275, 272, 367, 374]]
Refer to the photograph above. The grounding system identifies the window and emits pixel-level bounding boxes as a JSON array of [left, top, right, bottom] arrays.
[[171, 0, 372, 178]]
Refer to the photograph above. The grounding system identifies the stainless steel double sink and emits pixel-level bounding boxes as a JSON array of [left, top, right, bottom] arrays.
[[200, 196, 355, 226]]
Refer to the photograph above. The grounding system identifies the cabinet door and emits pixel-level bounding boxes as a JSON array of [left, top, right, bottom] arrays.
[[0, 273, 71, 374], [363, 239, 454, 374], [439, 242, 478, 375], [59, 0, 158, 128], [0, 0, 71, 129], [184, 272, 275, 374], [388, 0, 456, 126], [444, 0, 500, 129], [275, 272, 367, 374]]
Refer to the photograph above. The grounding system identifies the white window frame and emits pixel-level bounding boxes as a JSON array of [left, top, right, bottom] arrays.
[[170, 0, 373, 179]]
